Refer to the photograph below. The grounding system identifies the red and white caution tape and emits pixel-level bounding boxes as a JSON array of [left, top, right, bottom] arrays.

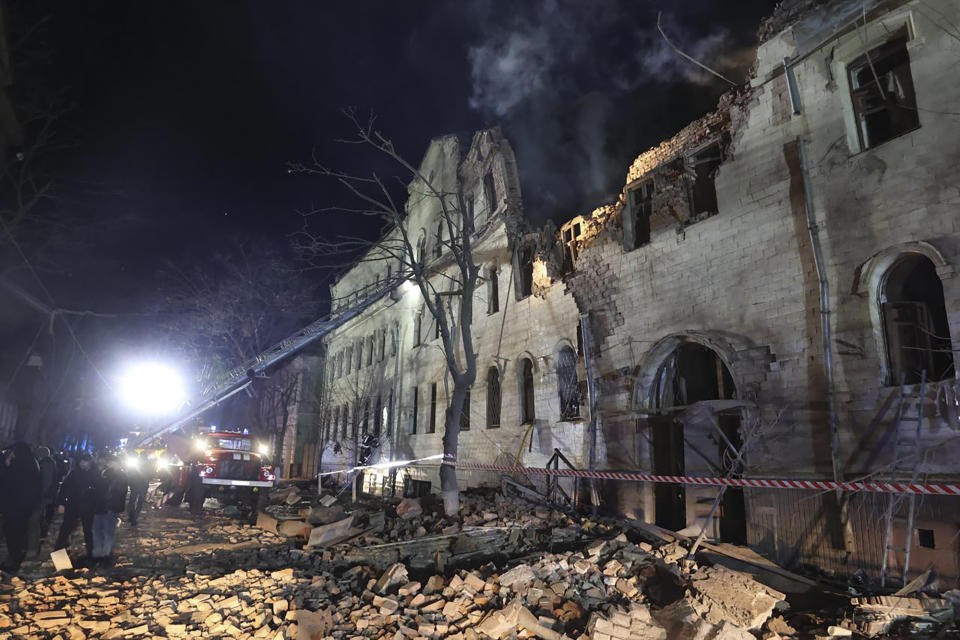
[[429, 460, 960, 496]]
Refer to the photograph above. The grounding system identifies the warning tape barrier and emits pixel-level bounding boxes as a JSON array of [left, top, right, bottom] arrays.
[[416, 460, 960, 496]]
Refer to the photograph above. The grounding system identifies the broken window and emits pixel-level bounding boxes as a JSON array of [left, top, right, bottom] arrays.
[[516, 246, 533, 299], [355, 341, 363, 370], [416, 235, 426, 266], [556, 346, 581, 420], [434, 221, 443, 258], [391, 322, 398, 356], [487, 266, 499, 314], [623, 179, 653, 251], [882, 255, 954, 384], [429, 383, 438, 433], [520, 357, 536, 424], [686, 142, 721, 219], [410, 386, 419, 434], [366, 335, 374, 367], [483, 172, 497, 216], [848, 31, 919, 150], [560, 219, 582, 274], [413, 312, 422, 347], [486, 367, 501, 429], [917, 528, 935, 549], [345, 346, 353, 375], [460, 387, 471, 431]]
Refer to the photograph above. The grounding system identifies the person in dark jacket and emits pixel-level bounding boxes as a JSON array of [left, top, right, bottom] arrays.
[[1, 442, 42, 572], [53, 454, 99, 556], [125, 452, 149, 526], [36, 446, 60, 539], [91, 455, 128, 562]]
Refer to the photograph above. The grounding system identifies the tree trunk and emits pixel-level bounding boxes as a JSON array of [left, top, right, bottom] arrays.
[[440, 383, 466, 516]]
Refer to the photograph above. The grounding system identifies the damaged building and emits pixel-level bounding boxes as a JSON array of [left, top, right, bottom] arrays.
[[305, 0, 960, 586]]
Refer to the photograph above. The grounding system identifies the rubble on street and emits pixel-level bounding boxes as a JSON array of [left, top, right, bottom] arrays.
[[1, 485, 958, 639]]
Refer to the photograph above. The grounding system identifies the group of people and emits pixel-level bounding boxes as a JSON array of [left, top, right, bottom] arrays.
[[0, 444, 151, 573]]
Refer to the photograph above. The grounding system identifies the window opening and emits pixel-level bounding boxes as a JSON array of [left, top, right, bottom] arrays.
[[848, 31, 919, 150], [556, 346, 581, 420], [518, 246, 533, 298], [625, 179, 653, 250], [483, 172, 497, 216], [882, 255, 954, 383], [428, 383, 438, 433], [520, 358, 536, 424], [487, 266, 499, 314], [410, 386, 418, 434], [917, 528, 935, 549], [486, 367, 501, 429], [460, 387, 471, 431], [687, 143, 721, 219]]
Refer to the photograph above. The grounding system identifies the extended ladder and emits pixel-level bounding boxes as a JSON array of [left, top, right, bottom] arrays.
[[879, 370, 927, 588]]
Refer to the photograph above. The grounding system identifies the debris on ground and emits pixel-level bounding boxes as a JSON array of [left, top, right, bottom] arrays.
[[2, 482, 957, 639]]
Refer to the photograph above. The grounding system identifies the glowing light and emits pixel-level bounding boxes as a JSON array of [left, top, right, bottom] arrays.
[[118, 362, 185, 415], [257, 441, 270, 456], [192, 438, 206, 452], [124, 455, 139, 469]]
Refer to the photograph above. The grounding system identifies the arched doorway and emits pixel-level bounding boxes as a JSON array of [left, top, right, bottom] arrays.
[[882, 255, 954, 384], [649, 342, 747, 543]]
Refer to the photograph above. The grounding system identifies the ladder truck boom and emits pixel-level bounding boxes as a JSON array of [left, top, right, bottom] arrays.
[[134, 284, 394, 447]]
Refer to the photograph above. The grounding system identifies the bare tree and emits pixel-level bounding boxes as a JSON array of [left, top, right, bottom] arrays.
[[291, 111, 479, 514], [153, 238, 323, 394]]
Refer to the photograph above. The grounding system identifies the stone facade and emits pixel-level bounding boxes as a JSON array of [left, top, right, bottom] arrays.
[[306, 0, 960, 582], [318, 129, 586, 497]]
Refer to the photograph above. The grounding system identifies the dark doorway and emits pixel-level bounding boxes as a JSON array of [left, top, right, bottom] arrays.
[[650, 415, 686, 530], [882, 255, 954, 384], [654, 341, 747, 543]]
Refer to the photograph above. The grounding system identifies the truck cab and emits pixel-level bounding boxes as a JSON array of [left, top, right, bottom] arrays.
[[186, 427, 275, 514]]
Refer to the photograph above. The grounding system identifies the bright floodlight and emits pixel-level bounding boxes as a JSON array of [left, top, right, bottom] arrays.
[[119, 362, 185, 415]]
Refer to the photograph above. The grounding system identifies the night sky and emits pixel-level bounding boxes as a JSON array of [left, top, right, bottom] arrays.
[[43, 0, 777, 304], [3, 0, 779, 442]]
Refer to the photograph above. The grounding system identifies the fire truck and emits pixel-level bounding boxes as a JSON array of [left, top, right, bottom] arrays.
[[184, 427, 276, 515]]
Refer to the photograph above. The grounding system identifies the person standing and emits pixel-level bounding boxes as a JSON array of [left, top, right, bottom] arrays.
[[91, 455, 128, 563], [36, 446, 60, 540], [54, 454, 98, 557], [125, 452, 149, 526], [0, 442, 42, 573]]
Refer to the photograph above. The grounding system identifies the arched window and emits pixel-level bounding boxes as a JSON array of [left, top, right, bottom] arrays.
[[416, 235, 426, 266], [486, 367, 501, 429], [882, 255, 954, 383], [520, 358, 535, 424], [556, 346, 581, 420], [434, 221, 443, 258]]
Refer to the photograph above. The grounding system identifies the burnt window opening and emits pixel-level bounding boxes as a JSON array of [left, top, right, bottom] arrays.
[[460, 387, 471, 431], [517, 246, 534, 299], [882, 255, 954, 384], [428, 383, 438, 434], [687, 142, 722, 219], [485, 367, 501, 429], [483, 172, 497, 216], [416, 236, 426, 266], [360, 399, 371, 435], [410, 386, 419, 434], [355, 341, 363, 370], [386, 389, 394, 436], [556, 346, 581, 421], [434, 221, 443, 258], [366, 335, 374, 367], [391, 322, 398, 356], [917, 528, 935, 549], [345, 347, 353, 375], [623, 179, 653, 251], [413, 312, 422, 347], [576, 320, 584, 357], [373, 396, 383, 436], [520, 357, 536, 424], [379, 329, 386, 361], [560, 220, 582, 274], [848, 31, 919, 150], [487, 266, 499, 314]]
